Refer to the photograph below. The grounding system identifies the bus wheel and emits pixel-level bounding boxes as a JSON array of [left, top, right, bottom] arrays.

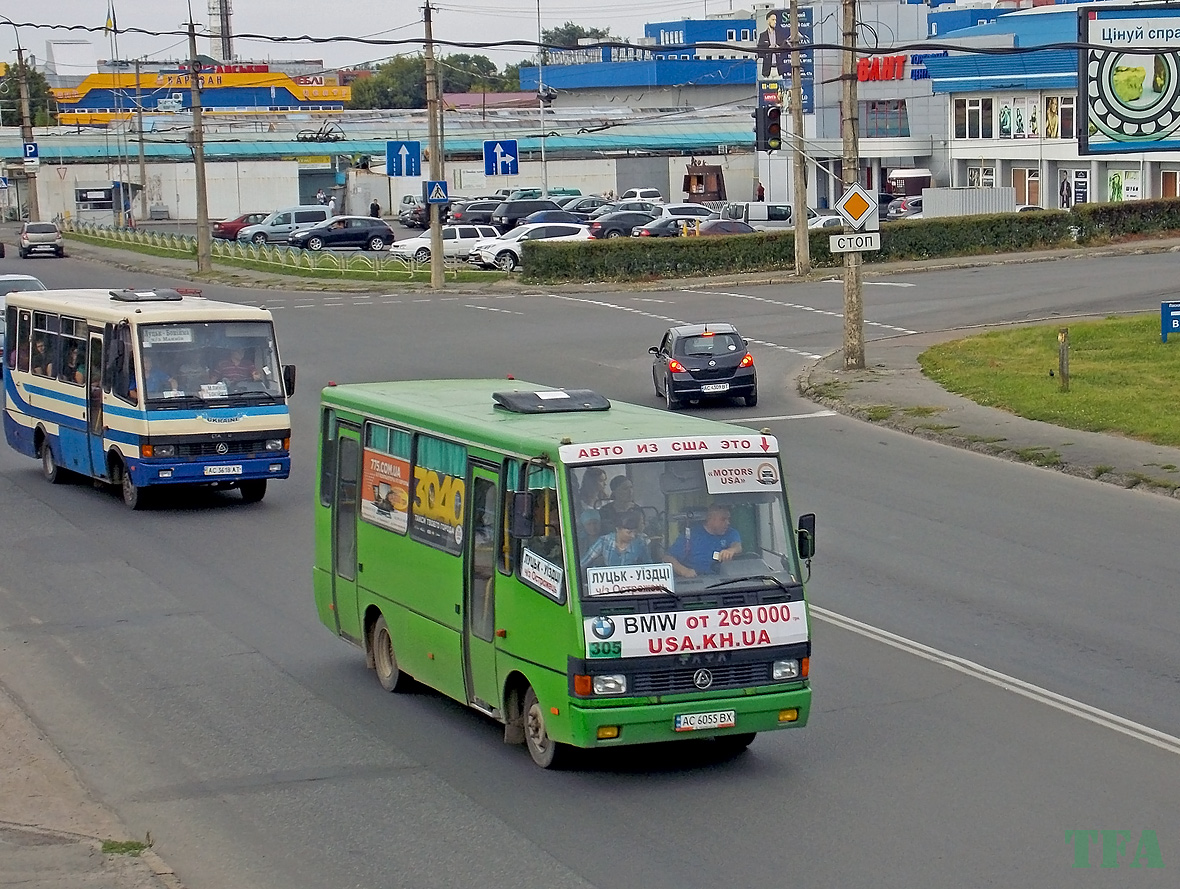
[[523, 686, 567, 769], [372, 616, 409, 692], [40, 440, 64, 484], [713, 732, 757, 757], [239, 479, 267, 503], [121, 467, 147, 510]]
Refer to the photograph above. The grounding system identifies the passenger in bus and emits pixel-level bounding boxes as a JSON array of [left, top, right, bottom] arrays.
[[60, 342, 86, 385], [216, 348, 262, 385], [597, 474, 637, 532], [177, 350, 211, 392], [129, 354, 177, 401], [30, 338, 53, 377], [667, 503, 742, 578], [577, 508, 601, 552], [580, 512, 651, 569], [576, 467, 609, 511]]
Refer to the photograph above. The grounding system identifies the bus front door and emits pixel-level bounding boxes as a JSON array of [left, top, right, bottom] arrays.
[[86, 332, 106, 478], [330, 425, 362, 637], [463, 466, 500, 710]]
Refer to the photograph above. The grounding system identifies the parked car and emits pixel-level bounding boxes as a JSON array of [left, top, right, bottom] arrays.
[[287, 216, 395, 251], [632, 216, 688, 237], [468, 222, 590, 271], [490, 199, 563, 232], [390, 224, 500, 262], [212, 212, 267, 240], [808, 213, 844, 230], [693, 219, 757, 236], [238, 206, 331, 244], [587, 210, 656, 239], [447, 199, 501, 225], [656, 202, 716, 221], [620, 187, 664, 202], [520, 209, 584, 226], [506, 187, 581, 201], [721, 201, 817, 230], [886, 195, 922, 219], [649, 322, 757, 409], [589, 200, 659, 219], [18, 221, 65, 258], [562, 195, 611, 218]]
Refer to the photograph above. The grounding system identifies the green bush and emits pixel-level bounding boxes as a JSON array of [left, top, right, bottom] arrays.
[[1071, 197, 1180, 241]]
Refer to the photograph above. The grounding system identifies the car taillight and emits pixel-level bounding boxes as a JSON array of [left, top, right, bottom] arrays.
[[452, 211, 463, 219], [668, 359, 687, 373], [739, 353, 754, 368], [640, 229, 650, 235]]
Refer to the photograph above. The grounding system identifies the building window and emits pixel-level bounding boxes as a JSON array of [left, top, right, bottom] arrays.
[[859, 100, 910, 138], [727, 29, 736, 41], [741, 29, 751, 40], [1011, 168, 1040, 206], [999, 97, 1037, 138], [1163, 170, 1180, 198], [967, 166, 995, 188], [1043, 96, 1076, 139], [953, 97, 993, 139]]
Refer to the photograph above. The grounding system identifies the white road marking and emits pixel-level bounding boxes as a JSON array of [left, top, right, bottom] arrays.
[[465, 304, 522, 315], [814, 605, 1180, 757], [737, 410, 838, 422], [678, 287, 916, 335]]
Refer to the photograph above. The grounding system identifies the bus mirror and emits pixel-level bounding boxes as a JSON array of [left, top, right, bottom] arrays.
[[509, 491, 535, 538], [282, 364, 296, 397], [797, 513, 816, 559]]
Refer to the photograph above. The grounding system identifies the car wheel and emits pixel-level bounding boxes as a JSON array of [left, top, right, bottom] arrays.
[[55, 248, 65, 257], [40, 439, 63, 484], [495, 251, 518, 272], [307, 236, 324, 251], [19, 248, 28, 258], [523, 686, 568, 769], [413, 247, 431, 263], [239, 479, 267, 503], [372, 615, 411, 692], [367, 236, 386, 251], [745, 387, 758, 408], [251, 233, 267, 245], [665, 377, 680, 410], [606, 230, 622, 238], [121, 466, 147, 510]]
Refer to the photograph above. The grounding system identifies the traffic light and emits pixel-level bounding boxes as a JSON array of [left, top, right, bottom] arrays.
[[756, 104, 783, 153]]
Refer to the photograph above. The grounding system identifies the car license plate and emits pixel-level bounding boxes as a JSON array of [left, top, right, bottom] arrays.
[[674, 710, 736, 732], [700, 383, 730, 393], [204, 464, 243, 476]]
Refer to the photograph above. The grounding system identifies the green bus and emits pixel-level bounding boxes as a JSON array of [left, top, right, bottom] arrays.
[[313, 380, 815, 767]]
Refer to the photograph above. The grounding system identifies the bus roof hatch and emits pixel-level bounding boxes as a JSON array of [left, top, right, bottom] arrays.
[[109, 288, 185, 302], [493, 388, 611, 414]]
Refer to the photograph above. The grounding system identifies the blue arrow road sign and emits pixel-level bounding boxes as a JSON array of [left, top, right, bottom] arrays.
[[483, 139, 519, 177], [423, 180, 449, 204], [386, 140, 421, 177], [23, 142, 38, 160], [0, 177, 8, 189]]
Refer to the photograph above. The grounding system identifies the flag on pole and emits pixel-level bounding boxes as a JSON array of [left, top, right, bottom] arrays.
[[105, 1, 116, 33]]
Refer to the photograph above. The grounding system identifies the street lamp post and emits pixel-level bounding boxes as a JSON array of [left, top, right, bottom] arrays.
[[537, 0, 549, 198]]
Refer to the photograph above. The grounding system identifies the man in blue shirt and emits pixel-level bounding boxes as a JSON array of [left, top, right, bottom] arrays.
[[667, 503, 742, 578], [581, 512, 651, 568]]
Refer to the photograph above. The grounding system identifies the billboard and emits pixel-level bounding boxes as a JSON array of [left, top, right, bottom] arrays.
[[755, 7, 814, 114], [1079, 4, 1180, 154]]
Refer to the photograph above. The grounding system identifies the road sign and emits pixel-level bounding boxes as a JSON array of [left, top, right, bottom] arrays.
[[386, 140, 421, 177], [23, 142, 39, 169], [834, 183, 879, 232], [1163, 301, 1180, 342], [423, 180, 449, 204], [0, 176, 8, 190], [483, 140, 519, 176], [829, 232, 881, 253]]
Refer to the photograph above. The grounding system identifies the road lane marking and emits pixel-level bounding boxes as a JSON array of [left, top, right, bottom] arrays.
[[738, 410, 838, 422], [814, 605, 1180, 757], [465, 304, 523, 315], [679, 288, 917, 335]]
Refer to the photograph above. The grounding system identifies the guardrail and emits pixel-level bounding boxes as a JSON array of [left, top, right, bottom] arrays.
[[63, 221, 468, 279]]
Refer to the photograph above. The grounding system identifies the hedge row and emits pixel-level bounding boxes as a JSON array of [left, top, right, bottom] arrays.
[[521, 200, 1169, 284]]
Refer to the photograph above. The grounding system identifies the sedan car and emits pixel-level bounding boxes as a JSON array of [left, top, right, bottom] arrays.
[[562, 195, 611, 218], [589, 200, 659, 219], [587, 211, 656, 239], [694, 219, 756, 236], [632, 216, 687, 238], [390, 224, 501, 262], [447, 199, 501, 225], [212, 212, 267, 240], [18, 221, 65, 258], [288, 216, 394, 251], [520, 209, 584, 226], [468, 222, 590, 272], [808, 213, 844, 230], [649, 322, 757, 409], [656, 203, 716, 222]]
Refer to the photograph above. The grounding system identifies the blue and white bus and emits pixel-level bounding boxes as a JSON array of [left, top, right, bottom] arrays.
[[3, 287, 295, 508]]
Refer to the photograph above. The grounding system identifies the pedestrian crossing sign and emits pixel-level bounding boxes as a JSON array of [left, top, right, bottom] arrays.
[[423, 180, 449, 204]]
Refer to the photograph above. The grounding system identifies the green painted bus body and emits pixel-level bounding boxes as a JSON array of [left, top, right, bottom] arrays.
[[313, 380, 811, 756]]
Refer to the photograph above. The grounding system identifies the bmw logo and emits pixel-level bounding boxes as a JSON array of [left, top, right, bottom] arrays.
[[216, 442, 229, 455], [693, 668, 713, 689], [591, 616, 616, 639]]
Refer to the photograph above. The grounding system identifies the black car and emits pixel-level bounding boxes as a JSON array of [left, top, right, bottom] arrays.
[[563, 196, 611, 219], [632, 216, 686, 237], [448, 199, 501, 225], [520, 209, 584, 226], [287, 216, 395, 251], [490, 199, 562, 232], [587, 210, 655, 239], [649, 322, 757, 409]]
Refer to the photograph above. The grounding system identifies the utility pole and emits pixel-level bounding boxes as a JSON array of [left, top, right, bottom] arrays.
[[840, 0, 864, 369], [14, 47, 40, 222], [790, 0, 809, 276], [536, 0, 549, 198], [134, 58, 148, 223], [187, 20, 213, 273], [423, 1, 444, 289]]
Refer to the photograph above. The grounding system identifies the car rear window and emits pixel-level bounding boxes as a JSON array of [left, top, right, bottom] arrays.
[[295, 211, 326, 223], [679, 333, 744, 356], [26, 223, 59, 234]]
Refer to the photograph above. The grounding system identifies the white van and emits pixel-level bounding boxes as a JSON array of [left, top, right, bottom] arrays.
[[236, 205, 332, 244], [620, 187, 664, 202], [721, 202, 816, 231]]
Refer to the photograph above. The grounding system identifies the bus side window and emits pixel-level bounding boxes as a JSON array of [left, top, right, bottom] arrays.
[[4, 306, 16, 369], [320, 410, 337, 508], [15, 310, 31, 372], [498, 459, 520, 575]]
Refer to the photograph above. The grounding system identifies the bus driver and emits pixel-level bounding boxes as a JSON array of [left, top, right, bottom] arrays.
[[666, 503, 742, 578]]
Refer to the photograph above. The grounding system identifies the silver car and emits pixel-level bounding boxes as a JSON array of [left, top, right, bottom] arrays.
[[18, 222, 65, 258]]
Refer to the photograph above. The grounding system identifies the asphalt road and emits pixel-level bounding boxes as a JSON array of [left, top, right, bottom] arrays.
[[0, 248, 1177, 887]]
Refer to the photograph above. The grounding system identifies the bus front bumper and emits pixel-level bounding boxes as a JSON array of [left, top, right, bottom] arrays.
[[127, 455, 291, 486], [567, 685, 810, 748]]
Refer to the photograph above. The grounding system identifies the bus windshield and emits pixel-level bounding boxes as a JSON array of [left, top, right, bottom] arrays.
[[571, 456, 799, 599], [138, 320, 283, 407]]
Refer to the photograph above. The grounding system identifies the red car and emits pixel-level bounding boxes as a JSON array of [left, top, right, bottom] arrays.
[[212, 212, 268, 240]]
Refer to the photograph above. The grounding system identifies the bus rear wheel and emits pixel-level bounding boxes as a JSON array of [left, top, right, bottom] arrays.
[[40, 439, 64, 484], [713, 732, 757, 757], [239, 479, 267, 503], [372, 615, 410, 692], [523, 686, 568, 769]]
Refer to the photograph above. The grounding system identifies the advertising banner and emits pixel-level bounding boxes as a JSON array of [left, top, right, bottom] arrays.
[[360, 448, 410, 533]]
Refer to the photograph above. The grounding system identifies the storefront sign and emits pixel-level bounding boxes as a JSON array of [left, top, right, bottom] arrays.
[[857, 55, 906, 81]]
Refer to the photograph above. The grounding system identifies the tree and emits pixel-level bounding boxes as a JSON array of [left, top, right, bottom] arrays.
[[348, 56, 426, 109], [438, 54, 499, 93], [496, 62, 523, 92], [541, 22, 615, 49], [0, 57, 55, 127]]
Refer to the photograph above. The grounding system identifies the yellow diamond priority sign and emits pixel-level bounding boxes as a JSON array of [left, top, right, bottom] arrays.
[[834, 183, 879, 232]]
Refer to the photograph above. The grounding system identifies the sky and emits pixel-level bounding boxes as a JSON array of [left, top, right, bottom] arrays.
[[0, 0, 737, 74]]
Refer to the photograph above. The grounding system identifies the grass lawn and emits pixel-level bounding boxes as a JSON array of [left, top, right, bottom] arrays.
[[918, 314, 1180, 448]]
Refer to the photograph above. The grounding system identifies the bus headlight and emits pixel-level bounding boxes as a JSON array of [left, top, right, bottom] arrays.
[[772, 659, 800, 680], [152, 444, 176, 458], [265, 439, 284, 451], [592, 674, 627, 695]]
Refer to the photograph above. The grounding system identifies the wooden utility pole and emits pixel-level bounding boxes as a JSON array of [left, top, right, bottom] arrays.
[[789, 0, 809, 276], [134, 58, 148, 223], [187, 21, 213, 273], [840, 0, 864, 369], [14, 47, 41, 222], [423, 1, 444, 289]]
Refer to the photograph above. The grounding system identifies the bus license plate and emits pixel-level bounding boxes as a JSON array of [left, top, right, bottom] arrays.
[[204, 464, 243, 476], [674, 710, 736, 732], [700, 383, 729, 393]]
